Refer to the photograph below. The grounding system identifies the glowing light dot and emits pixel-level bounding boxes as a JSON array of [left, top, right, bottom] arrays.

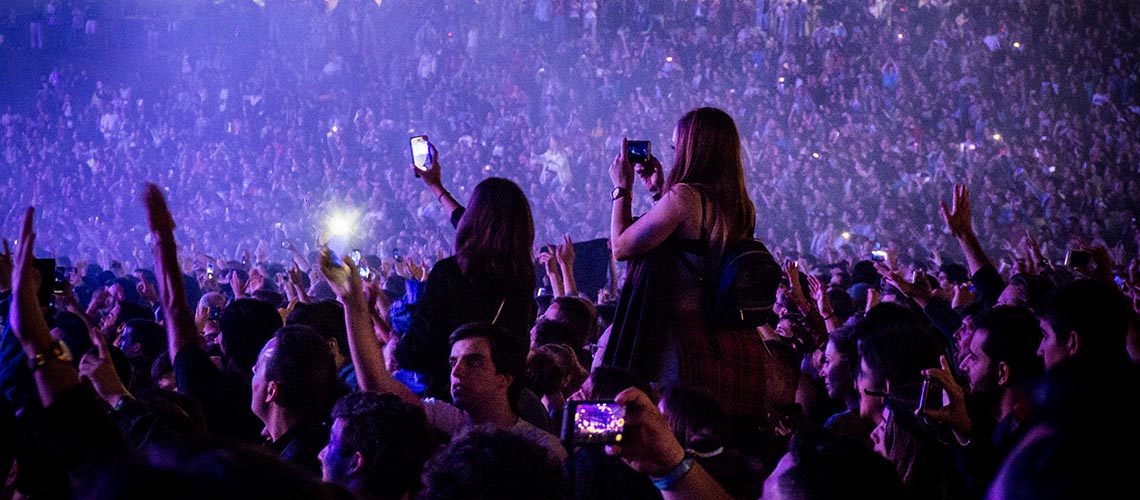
[[841, 232, 852, 240]]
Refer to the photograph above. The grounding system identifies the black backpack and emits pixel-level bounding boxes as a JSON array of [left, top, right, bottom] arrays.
[[681, 237, 782, 328]]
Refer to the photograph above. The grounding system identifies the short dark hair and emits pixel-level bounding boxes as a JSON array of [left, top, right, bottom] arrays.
[[123, 319, 168, 359], [420, 426, 566, 500], [939, 263, 970, 285], [449, 322, 526, 382], [263, 326, 338, 417], [287, 300, 349, 359], [449, 323, 527, 405], [549, 297, 595, 343], [532, 319, 575, 348], [972, 305, 1044, 388], [1040, 279, 1130, 365], [330, 392, 435, 500], [252, 290, 285, 309], [220, 298, 283, 373], [856, 303, 944, 390], [1007, 273, 1055, 312]]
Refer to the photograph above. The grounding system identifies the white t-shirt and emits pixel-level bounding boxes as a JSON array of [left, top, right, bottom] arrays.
[[423, 399, 568, 463]]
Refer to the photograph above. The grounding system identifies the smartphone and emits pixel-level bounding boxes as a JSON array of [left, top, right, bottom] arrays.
[[53, 266, 68, 295], [32, 258, 57, 307], [392, 248, 402, 263], [206, 263, 215, 280], [626, 140, 651, 165], [351, 249, 363, 266], [561, 400, 626, 446], [870, 250, 888, 262], [280, 239, 292, 249], [918, 378, 943, 412], [410, 135, 430, 171], [208, 305, 221, 321], [1063, 249, 1091, 268]]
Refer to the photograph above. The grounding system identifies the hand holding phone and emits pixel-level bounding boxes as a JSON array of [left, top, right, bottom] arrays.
[[561, 400, 626, 446], [918, 378, 943, 412], [626, 141, 651, 165], [1064, 249, 1092, 268]]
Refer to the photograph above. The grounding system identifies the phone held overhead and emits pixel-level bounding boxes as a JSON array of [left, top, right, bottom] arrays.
[[411, 135, 430, 174]]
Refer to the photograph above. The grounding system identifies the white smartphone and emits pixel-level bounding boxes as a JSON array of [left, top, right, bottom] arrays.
[[410, 135, 430, 171]]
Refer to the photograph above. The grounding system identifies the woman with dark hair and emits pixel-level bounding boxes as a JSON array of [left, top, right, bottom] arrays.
[[397, 144, 537, 401], [600, 107, 773, 431]]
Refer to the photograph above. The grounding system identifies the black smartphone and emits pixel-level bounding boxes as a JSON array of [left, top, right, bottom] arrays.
[[32, 258, 56, 307], [1064, 249, 1091, 268], [561, 400, 626, 446], [918, 378, 943, 412], [206, 263, 215, 280], [392, 248, 402, 263], [410, 135, 430, 172], [626, 140, 651, 165], [208, 305, 221, 321]]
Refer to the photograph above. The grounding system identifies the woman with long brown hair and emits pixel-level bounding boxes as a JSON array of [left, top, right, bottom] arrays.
[[396, 145, 537, 401], [601, 107, 772, 430]]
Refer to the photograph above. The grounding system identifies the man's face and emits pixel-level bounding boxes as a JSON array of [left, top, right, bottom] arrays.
[[1037, 318, 1070, 370], [870, 406, 890, 458], [953, 316, 976, 369], [856, 358, 885, 424], [962, 329, 1000, 396], [250, 338, 278, 422], [449, 338, 508, 410], [319, 418, 354, 484]]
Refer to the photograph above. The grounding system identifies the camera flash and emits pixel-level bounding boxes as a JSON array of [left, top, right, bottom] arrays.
[[897, 33, 904, 40], [812, 152, 820, 159], [665, 56, 674, 63], [992, 133, 1002, 141], [841, 231, 851, 240], [1013, 42, 1021, 49]]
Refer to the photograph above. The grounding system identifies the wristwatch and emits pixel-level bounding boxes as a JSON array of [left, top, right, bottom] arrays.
[[611, 186, 631, 201], [28, 340, 69, 372]]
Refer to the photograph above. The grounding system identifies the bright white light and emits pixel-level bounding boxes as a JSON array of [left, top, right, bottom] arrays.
[[992, 133, 1002, 141], [897, 33, 904, 40], [812, 152, 820, 159], [666, 56, 674, 63], [328, 213, 355, 237], [1013, 42, 1021, 49], [841, 231, 851, 240]]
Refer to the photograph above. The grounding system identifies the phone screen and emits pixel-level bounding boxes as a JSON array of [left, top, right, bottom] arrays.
[[410, 135, 430, 170], [626, 141, 651, 164], [561, 401, 625, 445], [870, 250, 888, 262], [918, 378, 943, 411]]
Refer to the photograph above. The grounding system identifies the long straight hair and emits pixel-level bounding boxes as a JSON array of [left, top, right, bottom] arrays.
[[454, 177, 536, 290], [665, 107, 756, 254]]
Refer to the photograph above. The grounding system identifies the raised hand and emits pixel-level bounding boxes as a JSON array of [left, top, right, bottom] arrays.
[[417, 142, 443, 188], [609, 138, 634, 190], [634, 154, 665, 199], [918, 355, 973, 441], [940, 184, 974, 240], [320, 247, 363, 301], [79, 328, 131, 407], [556, 235, 576, 267], [229, 269, 246, 297]]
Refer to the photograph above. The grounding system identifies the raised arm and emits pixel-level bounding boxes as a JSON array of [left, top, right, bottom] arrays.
[[142, 184, 199, 363], [941, 184, 993, 276], [9, 208, 81, 407], [610, 139, 686, 261], [418, 143, 463, 216], [321, 248, 420, 406]]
